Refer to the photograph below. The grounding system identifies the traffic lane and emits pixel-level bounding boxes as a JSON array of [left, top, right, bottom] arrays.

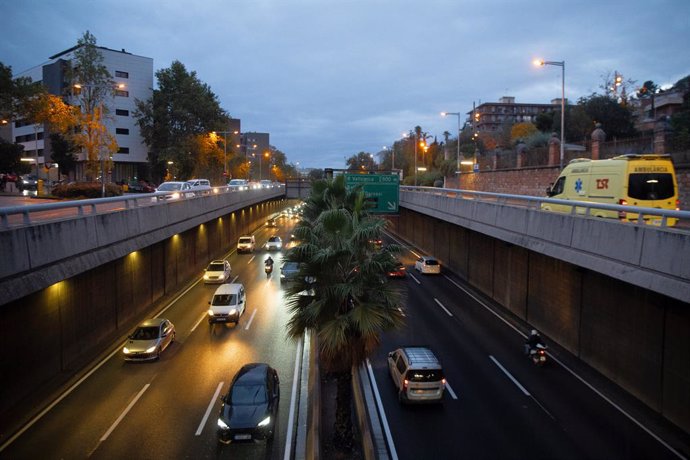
[[89, 259, 298, 459], [2, 243, 296, 458], [373, 277, 584, 459], [404, 270, 687, 459]]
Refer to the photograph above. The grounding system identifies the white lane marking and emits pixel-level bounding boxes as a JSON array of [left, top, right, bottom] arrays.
[[434, 298, 453, 317], [230, 275, 239, 283], [408, 273, 421, 285], [489, 355, 530, 396], [444, 381, 458, 400], [1, 277, 205, 452], [409, 249, 421, 258], [366, 359, 399, 460], [100, 384, 150, 441], [244, 309, 257, 330], [283, 336, 303, 460], [397, 307, 406, 317], [248, 255, 255, 264], [196, 382, 224, 436], [444, 274, 686, 460], [191, 312, 207, 332]]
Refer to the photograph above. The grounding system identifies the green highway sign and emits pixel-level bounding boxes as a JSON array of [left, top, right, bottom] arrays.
[[344, 173, 400, 214]]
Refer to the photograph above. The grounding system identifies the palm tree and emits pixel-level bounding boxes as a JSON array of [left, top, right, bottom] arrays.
[[284, 175, 405, 451]]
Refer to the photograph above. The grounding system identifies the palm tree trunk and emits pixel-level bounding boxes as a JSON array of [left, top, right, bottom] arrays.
[[332, 370, 353, 451]]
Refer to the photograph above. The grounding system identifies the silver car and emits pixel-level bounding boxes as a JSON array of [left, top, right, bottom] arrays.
[[123, 318, 176, 361]]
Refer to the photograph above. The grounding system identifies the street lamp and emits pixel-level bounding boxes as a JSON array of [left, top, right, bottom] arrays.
[[212, 130, 239, 180], [534, 58, 565, 169], [441, 112, 462, 173], [414, 138, 427, 187]]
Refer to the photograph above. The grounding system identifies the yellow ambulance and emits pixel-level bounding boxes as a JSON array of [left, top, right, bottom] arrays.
[[542, 154, 679, 226]]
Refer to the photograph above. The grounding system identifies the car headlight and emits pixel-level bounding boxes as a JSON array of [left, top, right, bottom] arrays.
[[257, 416, 271, 427], [217, 418, 229, 429], [123, 347, 131, 354], [229, 308, 237, 315], [203, 274, 210, 280], [146, 346, 157, 353], [208, 309, 215, 316], [171, 192, 180, 199]]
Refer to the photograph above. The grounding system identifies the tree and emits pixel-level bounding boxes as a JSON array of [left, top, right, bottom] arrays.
[[49, 133, 77, 177], [0, 62, 43, 123], [134, 60, 228, 182], [284, 175, 404, 452], [576, 93, 637, 139], [510, 122, 538, 143], [0, 138, 27, 173], [670, 75, 690, 150], [345, 151, 376, 171], [68, 31, 119, 180]]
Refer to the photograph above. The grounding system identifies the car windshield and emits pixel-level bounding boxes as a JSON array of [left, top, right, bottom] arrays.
[[229, 180, 246, 185], [269, 237, 280, 242], [131, 326, 159, 340], [212, 294, 237, 306], [157, 183, 182, 191], [230, 384, 267, 405], [425, 259, 439, 266], [208, 263, 225, 271], [406, 369, 444, 382], [239, 238, 252, 244]]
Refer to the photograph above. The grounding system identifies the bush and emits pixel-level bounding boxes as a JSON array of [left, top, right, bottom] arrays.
[[51, 182, 123, 199]]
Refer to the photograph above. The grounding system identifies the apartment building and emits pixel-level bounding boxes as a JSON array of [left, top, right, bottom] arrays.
[[13, 45, 153, 182], [468, 96, 563, 133]]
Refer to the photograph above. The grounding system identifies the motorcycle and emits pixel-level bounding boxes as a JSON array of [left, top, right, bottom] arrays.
[[264, 262, 274, 276], [528, 343, 548, 366]]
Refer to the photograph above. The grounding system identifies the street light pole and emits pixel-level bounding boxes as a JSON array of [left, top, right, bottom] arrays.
[[441, 112, 462, 173], [535, 59, 565, 169]]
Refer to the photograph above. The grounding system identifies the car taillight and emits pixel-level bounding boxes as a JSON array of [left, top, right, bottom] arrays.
[[676, 199, 680, 211], [441, 378, 447, 385], [538, 350, 546, 355], [618, 199, 627, 219], [403, 379, 408, 390]]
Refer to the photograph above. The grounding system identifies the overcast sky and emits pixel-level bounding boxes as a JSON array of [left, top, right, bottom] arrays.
[[3, 0, 690, 169]]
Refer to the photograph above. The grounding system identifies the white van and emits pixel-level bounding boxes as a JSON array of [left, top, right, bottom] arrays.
[[543, 154, 679, 226], [185, 179, 212, 195], [387, 347, 445, 404], [208, 283, 246, 325]]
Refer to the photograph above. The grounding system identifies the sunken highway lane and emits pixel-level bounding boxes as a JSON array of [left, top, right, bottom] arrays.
[[1, 219, 300, 460], [368, 236, 689, 460]]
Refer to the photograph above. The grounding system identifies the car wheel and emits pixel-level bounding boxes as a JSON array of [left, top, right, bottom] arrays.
[[156, 347, 161, 360], [171, 332, 176, 343]]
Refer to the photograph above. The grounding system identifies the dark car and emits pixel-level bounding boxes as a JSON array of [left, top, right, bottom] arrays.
[[217, 363, 280, 444], [387, 259, 407, 278]]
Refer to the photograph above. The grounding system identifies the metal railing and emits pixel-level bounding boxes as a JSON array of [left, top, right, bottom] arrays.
[[401, 186, 690, 229], [0, 184, 284, 229]]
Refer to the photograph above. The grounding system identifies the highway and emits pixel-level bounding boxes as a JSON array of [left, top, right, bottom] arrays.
[[1, 214, 303, 459], [2, 210, 689, 459], [368, 234, 690, 459]]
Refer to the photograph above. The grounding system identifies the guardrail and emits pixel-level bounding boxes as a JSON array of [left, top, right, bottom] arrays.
[[0, 184, 284, 229], [401, 186, 689, 228]]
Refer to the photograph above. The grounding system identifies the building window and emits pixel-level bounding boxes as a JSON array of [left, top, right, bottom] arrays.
[[115, 71, 129, 78], [115, 90, 129, 97], [115, 109, 129, 116], [116, 128, 129, 135], [118, 147, 130, 154]]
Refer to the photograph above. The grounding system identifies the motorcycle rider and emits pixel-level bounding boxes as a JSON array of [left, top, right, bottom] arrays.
[[524, 329, 544, 355], [264, 256, 274, 270]]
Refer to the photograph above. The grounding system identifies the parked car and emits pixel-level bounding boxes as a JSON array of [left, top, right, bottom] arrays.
[[264, 236, 282, 251], [123, 318, 176, 361], [415, 256, 441, 275], [203, 259, 232, 284], [217, 363, 280, 444], [237, 235, 256, 253], [17, 174, 38, 191], [387, 346, 445, 403], [208, 283, 246, 325]]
